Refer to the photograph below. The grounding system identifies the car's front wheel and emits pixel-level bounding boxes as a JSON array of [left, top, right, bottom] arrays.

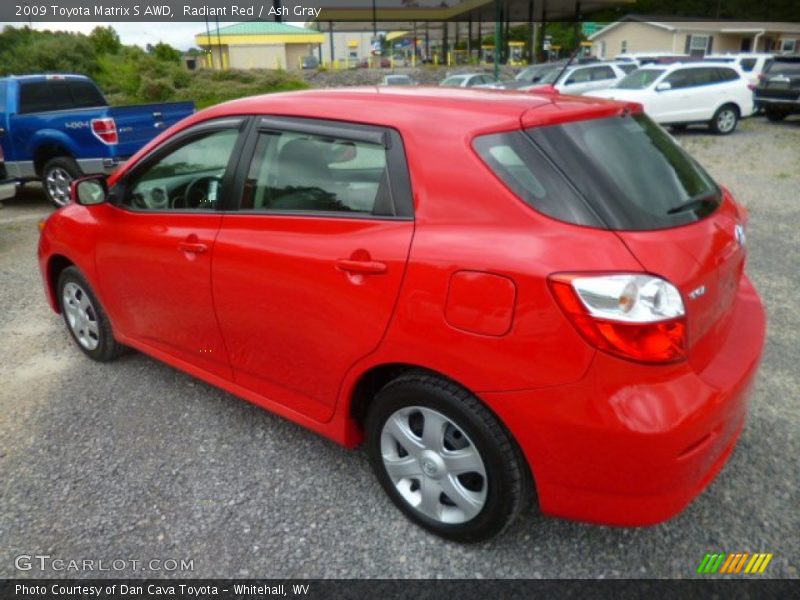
[[366, 371, 531, 542], [58, 266, 126, 361], [710, 104, 739, 135]]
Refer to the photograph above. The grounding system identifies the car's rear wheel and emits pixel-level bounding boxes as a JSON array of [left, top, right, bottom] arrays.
[[366, 371, 531, 542], [710, 104, 739, 135], [43, 156, 82, 208], [765, 108, 788, 122], [58, 266, 126, 361]]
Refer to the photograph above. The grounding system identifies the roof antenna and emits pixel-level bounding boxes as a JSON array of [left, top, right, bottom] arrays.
[[552, 44, 583, 87]]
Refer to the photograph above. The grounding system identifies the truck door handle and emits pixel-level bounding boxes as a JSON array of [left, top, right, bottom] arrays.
[[335, 258, 387, 275], [178, 241, 208, 254]]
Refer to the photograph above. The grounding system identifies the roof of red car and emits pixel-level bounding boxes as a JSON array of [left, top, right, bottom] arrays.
[[190, 87, 641, 133], [112, 87, 640, 185]]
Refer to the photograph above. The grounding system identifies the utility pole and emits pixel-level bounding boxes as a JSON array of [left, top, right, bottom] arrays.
[[494, 0, 502, 80]]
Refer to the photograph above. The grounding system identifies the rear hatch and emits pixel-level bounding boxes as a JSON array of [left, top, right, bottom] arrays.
[[522, 111, 747, 368], [756, 57, 800, 101]]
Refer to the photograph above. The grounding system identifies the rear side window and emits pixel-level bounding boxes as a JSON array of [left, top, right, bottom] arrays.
[[19, 80, 107, 113], [526, 114, 720, 230], [715, 68, 740, 82], [473, 131, 600, 227], [68, 81, 107, 108], [591, 66, 616, 80]]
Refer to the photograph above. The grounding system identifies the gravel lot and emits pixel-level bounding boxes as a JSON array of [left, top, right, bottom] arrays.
[[1, 116, 798, 579]]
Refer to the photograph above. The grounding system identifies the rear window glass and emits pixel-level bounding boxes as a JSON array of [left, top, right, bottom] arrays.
[[526, 114, 720, 230], [473, 131, 600, 227], [616, 69, 664, 89], [765, 60, 800, 75]]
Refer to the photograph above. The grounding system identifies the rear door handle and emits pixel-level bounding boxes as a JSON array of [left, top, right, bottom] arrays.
[[335, 258, 387, 275], [178, 242, 208, 254]]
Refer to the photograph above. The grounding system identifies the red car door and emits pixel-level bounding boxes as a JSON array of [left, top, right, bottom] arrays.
[[95, 119, 247, 380], [212, 118, 415, 422]]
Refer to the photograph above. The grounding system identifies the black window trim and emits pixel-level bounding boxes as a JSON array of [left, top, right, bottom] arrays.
[[227, 115, 414, 220], [109, 117, 250, 214]]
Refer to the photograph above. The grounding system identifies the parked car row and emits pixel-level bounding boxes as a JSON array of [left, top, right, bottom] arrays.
[[475, 52, 799, 135]]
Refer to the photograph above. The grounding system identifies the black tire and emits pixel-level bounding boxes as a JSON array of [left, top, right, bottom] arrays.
[[57, 266, 126, 362], [710, 104, 739, 135], [765, 109, 788, 122], [366, 371, 532, 542], [42, 156, 82, 208]]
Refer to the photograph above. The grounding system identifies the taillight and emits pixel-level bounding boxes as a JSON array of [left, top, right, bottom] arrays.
[[748, 83, 757, 91], [548, 273, 686, 364], [91, 118, 118, 145]]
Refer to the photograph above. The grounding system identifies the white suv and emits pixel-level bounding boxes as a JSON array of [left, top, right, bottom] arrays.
[[590, 63, 754, 134], [526, 62, 627, 95]]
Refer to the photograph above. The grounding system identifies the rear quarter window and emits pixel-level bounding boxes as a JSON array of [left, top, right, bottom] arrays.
[[473, 131, 601, 227]]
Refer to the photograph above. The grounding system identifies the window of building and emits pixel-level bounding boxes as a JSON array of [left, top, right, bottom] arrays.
[[781, 39, 797, 54], [688, 35, 710, 57]]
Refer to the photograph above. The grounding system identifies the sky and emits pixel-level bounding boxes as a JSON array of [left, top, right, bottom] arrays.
[[0, 22, 306, 50]]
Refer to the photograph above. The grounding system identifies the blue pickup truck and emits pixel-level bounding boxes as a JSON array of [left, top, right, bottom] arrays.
[[0, 74, 194, 206]]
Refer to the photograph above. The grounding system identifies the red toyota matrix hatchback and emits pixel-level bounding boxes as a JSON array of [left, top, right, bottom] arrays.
[[38, 88, 765, 542]]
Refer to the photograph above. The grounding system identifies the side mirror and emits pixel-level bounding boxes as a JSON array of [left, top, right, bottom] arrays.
[[656, 82, 672, 92], [565, 78, 576, 85], [72, 175, 108, 206]]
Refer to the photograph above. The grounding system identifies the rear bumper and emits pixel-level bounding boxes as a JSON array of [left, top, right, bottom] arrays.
[[485, 274, 765, 526], [754, 96, 800, 108]]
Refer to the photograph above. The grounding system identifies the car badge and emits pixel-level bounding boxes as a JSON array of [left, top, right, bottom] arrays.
[[688, 285, 706, 300], [735, 224, 746, 248]]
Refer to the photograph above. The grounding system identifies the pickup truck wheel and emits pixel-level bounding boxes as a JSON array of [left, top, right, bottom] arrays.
[[765, 109, 788, 122], [43, 157, 82, 208], [58, 266, 126, 361], [366, 371, 532, 542], [710, 104, 739, 135]]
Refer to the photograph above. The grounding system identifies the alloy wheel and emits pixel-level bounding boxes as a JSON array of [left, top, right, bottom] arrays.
[[716, 109, 737, 133], [62, 282, 100, 350], [46, 166, 73, 207]]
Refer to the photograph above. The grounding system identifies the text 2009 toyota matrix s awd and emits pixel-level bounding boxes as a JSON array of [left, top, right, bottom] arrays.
[[38, 88, 765, 542]]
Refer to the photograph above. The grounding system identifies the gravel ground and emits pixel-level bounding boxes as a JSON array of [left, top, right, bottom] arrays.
[[0, 116, 798, 580]]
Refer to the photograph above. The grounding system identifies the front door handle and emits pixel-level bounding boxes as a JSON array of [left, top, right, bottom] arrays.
[[335, 258, 387, 275], [178, 241, 208, 254]]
